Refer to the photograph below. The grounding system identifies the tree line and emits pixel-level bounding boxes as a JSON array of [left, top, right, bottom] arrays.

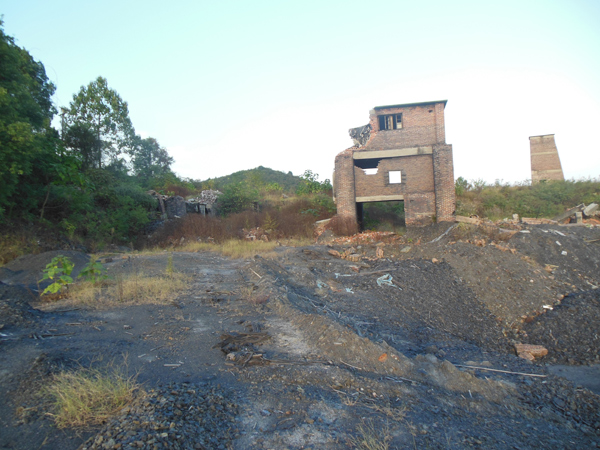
[[0, 21, 181, 246]]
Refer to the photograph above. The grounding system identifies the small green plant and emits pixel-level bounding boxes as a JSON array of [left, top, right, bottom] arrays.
[[263, 212, 278, 232], [60, 219, 77, 240], [39, 255, 75, 295], [77, 258, 108, 284]]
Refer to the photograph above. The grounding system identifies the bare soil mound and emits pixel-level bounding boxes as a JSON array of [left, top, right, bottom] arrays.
[[522, 288, 600, 365], [1, 224, 600, 449]]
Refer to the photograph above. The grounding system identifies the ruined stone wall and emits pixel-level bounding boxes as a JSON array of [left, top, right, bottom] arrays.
[[404, 192, 436, 226], [366, 103, 446, 150], [353, 155, 435, 199], [333, 151, 357, 222], [334, 100, 455, 227], [433, 144, 455, 222], [530, 135, 564, 182]]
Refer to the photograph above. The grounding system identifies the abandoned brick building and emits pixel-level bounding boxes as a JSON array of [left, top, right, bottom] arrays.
[[530, 134, 564, 183], [333, 100, 455, 227]]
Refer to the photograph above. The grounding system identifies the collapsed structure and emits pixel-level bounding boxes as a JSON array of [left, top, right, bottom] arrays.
[[333, 100, 455, 227], [530, 134, 564, 183]]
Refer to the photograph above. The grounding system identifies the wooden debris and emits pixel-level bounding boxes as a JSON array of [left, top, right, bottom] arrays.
[[455, 364, 547, 378], [521, 217, 558, 225]]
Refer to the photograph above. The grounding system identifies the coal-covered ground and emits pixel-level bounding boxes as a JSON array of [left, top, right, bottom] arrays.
[[1, 222, 600, 449]]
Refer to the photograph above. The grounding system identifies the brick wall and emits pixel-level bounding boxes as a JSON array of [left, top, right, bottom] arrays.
[[334, 151, 357, 221], [405, 193, 436, 226], [366, 103, 446, 150], [432, 144, 455, 222], [353, 155, 434, 198], [530, 135, 564, 182], [334, 100, 455, 228]]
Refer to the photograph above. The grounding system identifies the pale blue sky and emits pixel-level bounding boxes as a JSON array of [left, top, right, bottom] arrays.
[[3, 0, 600, 183]]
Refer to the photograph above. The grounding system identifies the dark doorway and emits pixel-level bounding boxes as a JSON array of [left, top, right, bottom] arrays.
[[357, 201, 405, 232]]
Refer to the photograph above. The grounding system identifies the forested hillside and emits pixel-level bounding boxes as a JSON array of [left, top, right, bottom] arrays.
[[197, 166, 302, 192]]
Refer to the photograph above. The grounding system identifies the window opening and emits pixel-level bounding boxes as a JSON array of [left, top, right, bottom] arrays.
[[378, 114, 402, 130], [354, 158, 382, 170], [363, 168, 378, 175], [389, 171, 402, 184]]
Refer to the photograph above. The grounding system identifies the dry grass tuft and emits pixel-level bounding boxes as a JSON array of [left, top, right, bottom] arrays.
[[177, 238, 314, 259], [45, 361, 141, 428], [349, 420, 392, 450], [237, 285, 270, 305], [60, 272, 191, 308]]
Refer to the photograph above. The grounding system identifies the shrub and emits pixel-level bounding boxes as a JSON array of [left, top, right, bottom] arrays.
[[455, 178, 600, 220]]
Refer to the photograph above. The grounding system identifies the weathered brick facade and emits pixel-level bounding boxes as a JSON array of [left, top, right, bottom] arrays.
[[334, 100, 455, 227], [530, 134, 564, 183]]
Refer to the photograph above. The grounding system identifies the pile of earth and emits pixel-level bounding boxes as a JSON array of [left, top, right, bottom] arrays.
[[1, 222, 600, 449]]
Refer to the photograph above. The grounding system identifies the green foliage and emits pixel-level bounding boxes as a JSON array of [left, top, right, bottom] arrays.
[[296, 170, 332, 195], [455, 176, 470, 196], [0, 20, 58, 216], [455, 178, 600, 220], [362, 201, 405, 231], [198, 166, 302, 193], [62, 122, 102, 171], [39, 255, 75, 295], [78, 258, 108, 283], [218, 182, 259, 216], [63, 76, 135, 168], [132, 136, 174, 186]]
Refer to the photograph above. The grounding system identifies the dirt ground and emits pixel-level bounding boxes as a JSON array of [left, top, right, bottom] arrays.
[[1, 221, 600, 449]]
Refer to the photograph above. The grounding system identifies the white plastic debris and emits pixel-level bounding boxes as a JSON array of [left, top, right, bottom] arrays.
[[555, 241, 562, 246], [543, 305, 553, 310], [376, 274, 401, 289], [561, 251, 568, 256], [550, 229, 566, 236], [519, 230, 531, 234], [345, 288, 354, 293]]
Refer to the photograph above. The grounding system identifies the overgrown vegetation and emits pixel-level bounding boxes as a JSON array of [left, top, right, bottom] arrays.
[[0, 21, 185, 251], [45, 360, 140, 428], [145, 193, 335, 248], [455, 177, 600, 220], [362, 201, 405, 232]]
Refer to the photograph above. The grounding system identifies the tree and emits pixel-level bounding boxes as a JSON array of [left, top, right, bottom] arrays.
[[62, 122, 102, 171], [131, 136, 174, 184], [296, 170, 332, 195], [63, 76, 135, 168], [0, 20, 58, 217]]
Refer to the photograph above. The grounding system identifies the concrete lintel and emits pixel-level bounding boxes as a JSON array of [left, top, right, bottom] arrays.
[[353, 146, 433, 160], [356, 195, 404, 202]]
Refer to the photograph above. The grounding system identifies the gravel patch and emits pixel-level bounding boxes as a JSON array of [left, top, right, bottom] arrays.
[[80, 382, 239, 450]]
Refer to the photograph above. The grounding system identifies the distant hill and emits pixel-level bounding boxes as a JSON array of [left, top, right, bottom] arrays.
[[197, 166, 302, 192]]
